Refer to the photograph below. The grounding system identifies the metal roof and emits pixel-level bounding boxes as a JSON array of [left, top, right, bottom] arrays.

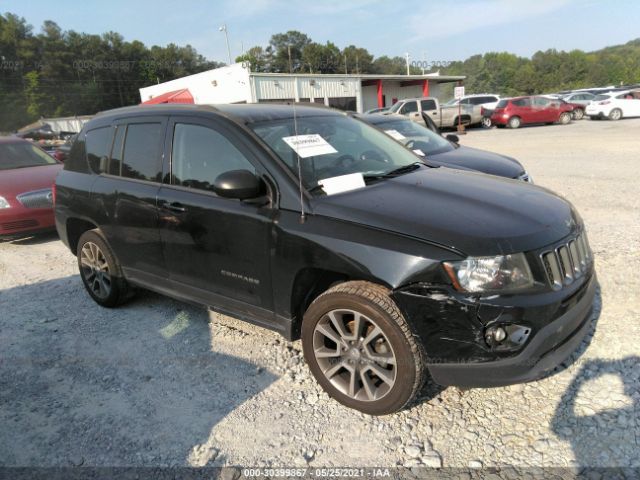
[[250, 72, 465, 82]]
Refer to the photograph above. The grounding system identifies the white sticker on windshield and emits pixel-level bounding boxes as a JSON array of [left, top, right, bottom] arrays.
[[384, 129, 406, 141], [412, 149, 425, 156], [318, 173, 366, 196], [282, 134, 337, 158]]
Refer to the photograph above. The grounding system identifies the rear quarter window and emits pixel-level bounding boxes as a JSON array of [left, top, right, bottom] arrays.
[[85, 126, 114, 174], [496, 99, 509, 108], [120, 123, 163, 182], [63, 133, 88, 173]]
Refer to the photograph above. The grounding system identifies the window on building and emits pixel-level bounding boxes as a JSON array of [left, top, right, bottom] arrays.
[[121, 123, 163, 182], [171, 123, 256, 194]]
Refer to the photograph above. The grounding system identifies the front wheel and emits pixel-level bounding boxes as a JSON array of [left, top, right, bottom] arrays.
[[608, 108, 622, 121], [558, 112, 572, 125], [481, 117, 492, 128], [301, 281, 426, 415], [572, 108, 584, 120], [77, 229, 132, 307]]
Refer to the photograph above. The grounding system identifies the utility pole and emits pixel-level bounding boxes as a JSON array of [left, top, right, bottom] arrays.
[[219, 24, 232, 64], [405, 52, 410, 76]]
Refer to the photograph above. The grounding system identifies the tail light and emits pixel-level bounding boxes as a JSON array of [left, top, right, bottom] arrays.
[[51, 183, 56, 205], [480, 107, 486, 115]]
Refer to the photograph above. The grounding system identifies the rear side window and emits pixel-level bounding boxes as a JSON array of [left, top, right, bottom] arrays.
[[496, 99, 509, 108], [512, 98, 531, 107], [85, 126, 114, 173], [109, 126, 126, 176], [171, 123, 256, 194], [420, 99, 437, 111], [64, 134, 88, 173], [121, 123, 163, 182]]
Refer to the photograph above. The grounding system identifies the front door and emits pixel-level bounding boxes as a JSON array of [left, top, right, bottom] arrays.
[[157, 116, 275, 317]]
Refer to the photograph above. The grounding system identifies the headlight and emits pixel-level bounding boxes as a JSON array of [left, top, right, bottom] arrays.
[[0, 196, 11, 209], [443, 253, 534, 293]]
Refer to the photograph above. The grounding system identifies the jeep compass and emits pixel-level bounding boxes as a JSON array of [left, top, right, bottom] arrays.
[[55, 104, 597, 415]]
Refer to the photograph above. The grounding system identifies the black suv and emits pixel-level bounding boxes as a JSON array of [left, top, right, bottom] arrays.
[[55, 104, 597, 415]]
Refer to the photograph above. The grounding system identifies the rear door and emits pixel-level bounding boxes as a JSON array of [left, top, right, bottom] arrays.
[[90, 116, 167, 278], [157, 115, 275, 315], [419, 99, 439, 126]]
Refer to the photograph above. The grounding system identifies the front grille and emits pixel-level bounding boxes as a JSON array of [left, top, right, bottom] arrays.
[[16, 188, 53, 209], [540, 232, 592, 290], [1, 219, 38, 231]]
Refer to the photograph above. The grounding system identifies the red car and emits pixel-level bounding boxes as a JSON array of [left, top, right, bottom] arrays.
[[0, 138, 62, 238], [491, 96, 574, 128]]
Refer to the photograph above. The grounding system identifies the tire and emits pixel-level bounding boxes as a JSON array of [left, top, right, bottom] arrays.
[[558, 112, 572, 125], [301, 281, 426, 415], [507, 116, 521, 129], [481, 117, 492, 128], [572, 108, 584, 120], [77, 229, 132, 307], [608, 108, 622, 121]]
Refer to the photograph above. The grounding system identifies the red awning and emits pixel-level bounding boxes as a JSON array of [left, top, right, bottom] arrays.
[[141, 89, 194, 105]]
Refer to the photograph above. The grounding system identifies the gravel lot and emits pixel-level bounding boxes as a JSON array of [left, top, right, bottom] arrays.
[[1, 118, 639, 470]]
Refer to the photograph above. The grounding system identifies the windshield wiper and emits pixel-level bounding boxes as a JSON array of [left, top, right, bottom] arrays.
[[363, 162, 424, 181]]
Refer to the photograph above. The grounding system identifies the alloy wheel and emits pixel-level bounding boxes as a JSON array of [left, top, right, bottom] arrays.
[[80, 241, 112, 299], [312, 309, 397, 402]]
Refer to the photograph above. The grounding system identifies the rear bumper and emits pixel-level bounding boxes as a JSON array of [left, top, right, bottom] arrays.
[[0, 208, 55, 237], [427, 275, 597, 388], [490, 115, 508, 125]]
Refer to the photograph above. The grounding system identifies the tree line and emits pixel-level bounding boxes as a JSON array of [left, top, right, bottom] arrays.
[[1, 12, 639, 132]]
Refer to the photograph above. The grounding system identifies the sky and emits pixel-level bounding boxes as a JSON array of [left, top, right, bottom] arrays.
[[2, 0, 639, 64]]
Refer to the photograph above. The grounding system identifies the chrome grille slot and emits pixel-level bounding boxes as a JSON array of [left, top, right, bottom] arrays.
[[568, 241, 582, 277], [16, 189, 53, 209], [540, 232, 592, 290], [542, 251, 563, 290], [557, 246, 574, 284]]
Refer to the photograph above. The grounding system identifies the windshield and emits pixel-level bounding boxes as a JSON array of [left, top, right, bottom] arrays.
[[388, 102, 403, 113], [0, 142, 57, 170], [375, 118, 454, 156], [249, 114, 425, 193]]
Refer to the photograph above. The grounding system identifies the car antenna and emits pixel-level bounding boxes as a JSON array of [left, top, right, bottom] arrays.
[[292, 100, 306, 224]]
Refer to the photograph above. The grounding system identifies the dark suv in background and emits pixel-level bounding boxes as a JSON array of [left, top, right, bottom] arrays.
[[56, 104, 596, 415]]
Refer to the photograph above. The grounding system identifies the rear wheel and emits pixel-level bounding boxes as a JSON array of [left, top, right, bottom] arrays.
[[507, 116, 521, 129], [301, 281, 426, 415], [608, 108, 622, 121], [481, 117, 492, 128], [558, 112, 572, 125], [572, 108, 584, 120], [77, 229, 132, 307]]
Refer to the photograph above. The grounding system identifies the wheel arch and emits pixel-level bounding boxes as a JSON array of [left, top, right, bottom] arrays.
[[66, 217, 99, 253]]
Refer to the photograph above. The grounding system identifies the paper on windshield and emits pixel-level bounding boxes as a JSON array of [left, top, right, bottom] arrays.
[[384, 129, 406, 141], [318, 173, 366, 195], [412, 149, 425, 156], [282, 134, 337, 158]]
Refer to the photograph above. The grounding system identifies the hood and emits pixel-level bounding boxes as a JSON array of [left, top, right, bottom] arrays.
[[0, 164, 62, 200], [429, 145, 524, 179], [312, 167, 579, 257]]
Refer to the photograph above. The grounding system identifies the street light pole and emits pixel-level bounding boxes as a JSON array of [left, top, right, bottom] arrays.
[[219, 24, 232, 65]]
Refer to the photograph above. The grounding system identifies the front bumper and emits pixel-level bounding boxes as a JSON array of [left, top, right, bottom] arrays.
[[0, 207, 55, 237], [426, 274, 597, 387]]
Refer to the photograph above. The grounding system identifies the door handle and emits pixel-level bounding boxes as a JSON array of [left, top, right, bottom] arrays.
[[161, 201, 187, 213]]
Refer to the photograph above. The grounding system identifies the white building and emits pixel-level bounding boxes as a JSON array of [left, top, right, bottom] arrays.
[[139, 63, 465, 113]]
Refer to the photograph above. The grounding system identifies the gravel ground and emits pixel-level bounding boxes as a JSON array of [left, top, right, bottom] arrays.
[[1, 118, 639, 470]]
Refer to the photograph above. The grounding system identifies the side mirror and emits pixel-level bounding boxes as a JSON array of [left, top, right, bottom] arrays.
[[446, 134, 460, 144], [213, 169, 263, 200]]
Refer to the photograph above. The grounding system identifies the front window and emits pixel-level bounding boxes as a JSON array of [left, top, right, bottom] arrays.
[[375, 119, 453, 156], [249, 114, 425, 193], [0, 142, 57, 170]]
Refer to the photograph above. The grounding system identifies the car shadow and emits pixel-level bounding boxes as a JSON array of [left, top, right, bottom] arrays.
[[551, 356, 640, 469], [2, 231, 59, 245], [0, 275, 277, 468]]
